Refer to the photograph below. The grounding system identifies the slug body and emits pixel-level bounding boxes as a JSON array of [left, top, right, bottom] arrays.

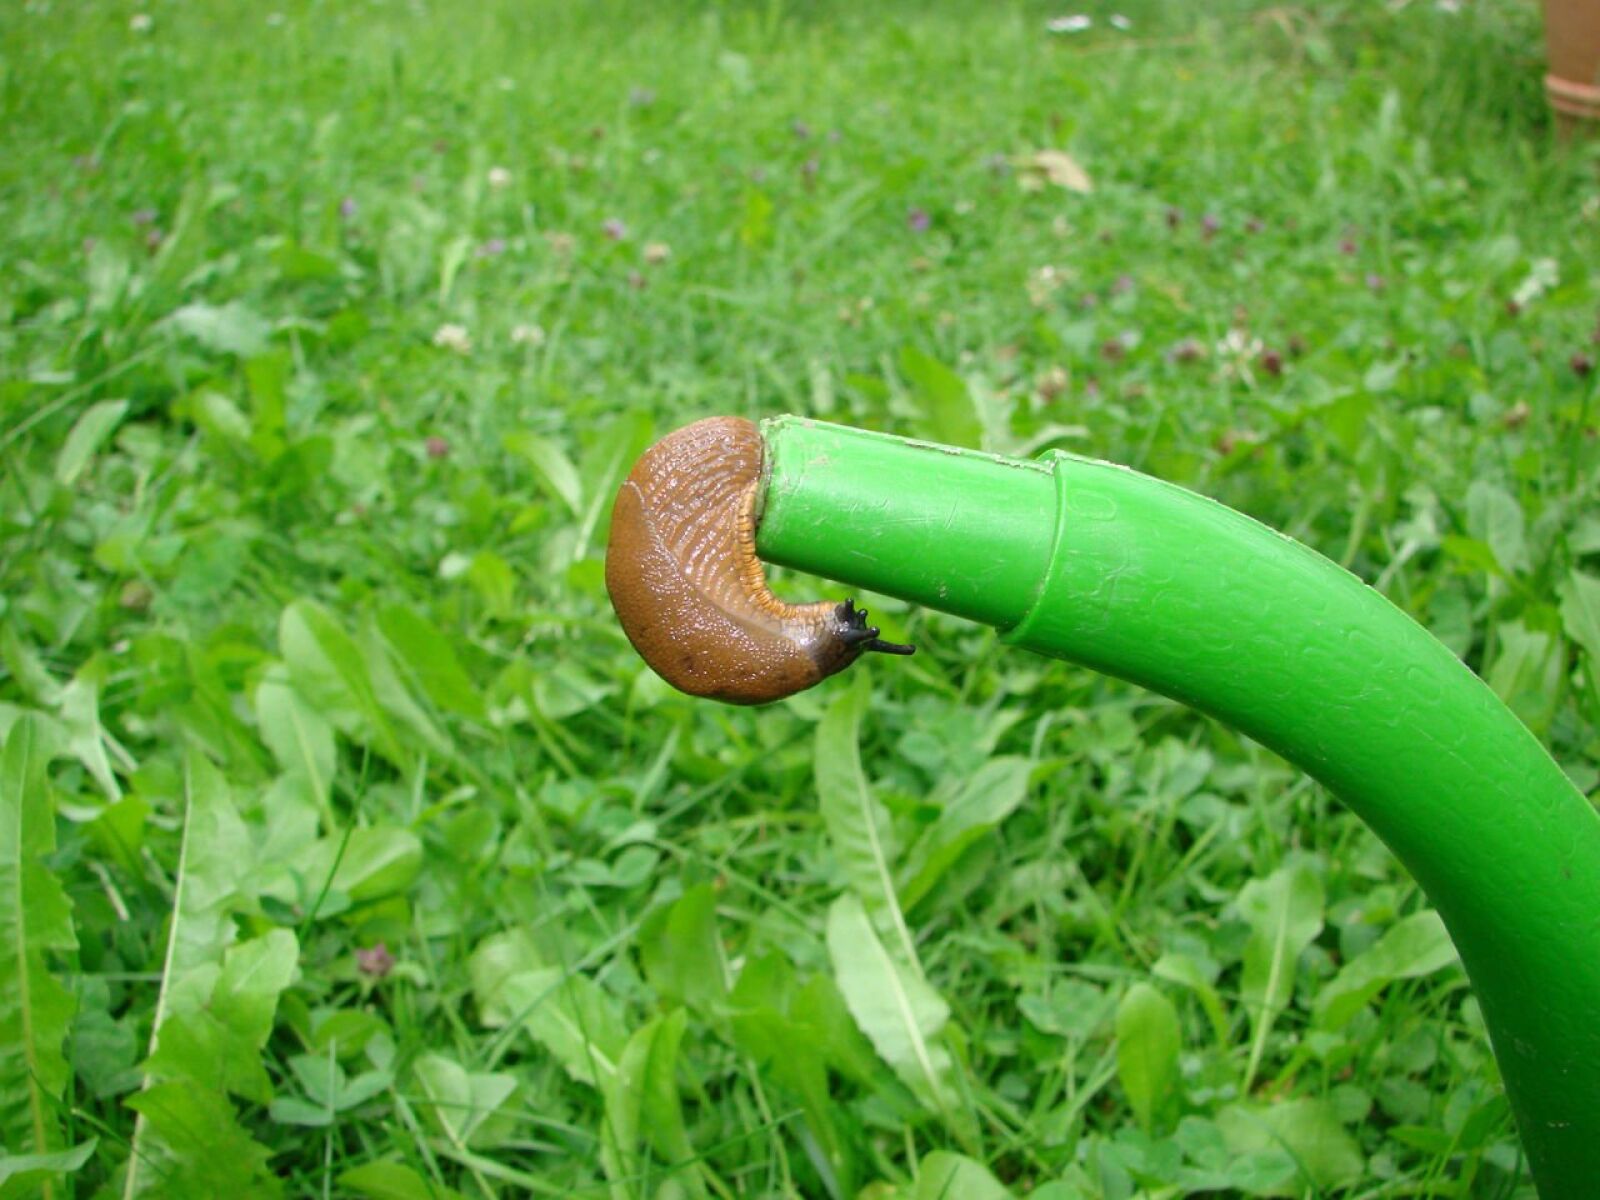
[[605, 416, 911, 705]]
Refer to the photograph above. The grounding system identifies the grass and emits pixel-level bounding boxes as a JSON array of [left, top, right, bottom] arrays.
[[2, 0, 1598, 1196]]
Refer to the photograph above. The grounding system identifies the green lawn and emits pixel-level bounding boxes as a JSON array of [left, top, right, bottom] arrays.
[[2, 0, 1598, 1196]]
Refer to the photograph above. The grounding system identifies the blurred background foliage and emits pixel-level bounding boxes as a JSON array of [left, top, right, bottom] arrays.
[[1, 0, 1597, 1196]]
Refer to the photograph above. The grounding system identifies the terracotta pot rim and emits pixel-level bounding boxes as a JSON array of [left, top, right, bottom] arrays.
[[1547, 73, 1600, 120]]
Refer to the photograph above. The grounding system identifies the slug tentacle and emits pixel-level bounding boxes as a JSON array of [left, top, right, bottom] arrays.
[[834, 598, 914, 655], [604, 416, 914, 705]]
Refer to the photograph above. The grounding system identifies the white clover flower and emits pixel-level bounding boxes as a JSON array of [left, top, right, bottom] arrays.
[[510, 323, 546, 347], [1216, 329, 1262, 360], [1037, 366, 1070, 400], [643, 241, 672, 265], [1511, 258, 1559, 309], [1215, 329, 1263, 382], [129, 12, 153, 32], [487, 166, 512, 189], [1046, 15, 1091, 34], [1027, 264, 1067, 308], [432, 323, 473, 354], [1108, 14, 1132, 30]]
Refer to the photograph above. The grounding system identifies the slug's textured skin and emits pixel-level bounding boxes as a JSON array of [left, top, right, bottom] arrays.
[[605, 416, 910, 705]]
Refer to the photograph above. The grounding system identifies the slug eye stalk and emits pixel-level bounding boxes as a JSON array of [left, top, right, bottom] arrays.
[[835, 598, 915, 655]]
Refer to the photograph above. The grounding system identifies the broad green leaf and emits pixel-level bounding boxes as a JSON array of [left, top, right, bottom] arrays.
[[70, 977, 140, 1100], [826, 894, 967, 1137], [0, 626, 62, 707], [86, 240, 131, 312], [299, 826, 422, 905], [816, 676, 920, 972], [503, 431, 583, 516], [89, 792, 149, 874], [162, 753, 253, 975], [198, 929, 299, 1043], [268, 1096, 333, 1128], [124, 1082, 281, 1200], [729, 956, 854, 1198], [901, 756, 1031, 911], [1465, 480, 1529, 575], [145, 930, 298, 1105], [413, 1053, 517, 1150], [56, 659, 128, 801], [1561, 570, 1600, 664], [1217, 1099, 1364, 1193], [0, 717, 78, 1169], [189, 389, 253, 444], [438, 234, 473, 304], [792, 971, 884, 1087], [122, 754, 286, 1200], [600, 1010, 707, 1200], [1115, 983, 1181, 1131], [0, 1139, 96, 1198], [254, 667, 335, 823], [306, 1009, 389, 1062], [1027, 1183, 1094, 1200], [1016, 978, 1112, 1042], [376, 604, 484, 720], [1153, 953, 1229, 1050], [338, 1161, 469, 1200], [739, 187, 774, 249], [496, 968, 627, 1089], [730, 951, 796, 1027], [279, 600, 404, 764], [900, 345, 981, 450], [1441, 534, 1501, 577], [163, 301, 272, 358], [54, 398, 128, 485], [1486, 620, 1561, 734], [573, 411, 654, 562], [1313, 910, 1458, 1030], [1171, 1115, 1296, 1192], [463, 550, 518, 620], [357, 620, 452, 754], [305, 1064, 387, 1118], [908, 1151, 1014, 1200], [1237, 864, 1323, 1089], [639, 884, 729, 1015], [531, 660, 617, 720], [467, 929, 547, 1026], [245, 351, 288, 453]]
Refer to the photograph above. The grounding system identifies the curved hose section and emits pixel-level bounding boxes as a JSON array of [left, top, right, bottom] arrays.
[[757, 416, 1600, 1197]]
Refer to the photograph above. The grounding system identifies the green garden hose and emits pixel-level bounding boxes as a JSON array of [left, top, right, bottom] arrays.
[[754, 415, 1600, 1197]]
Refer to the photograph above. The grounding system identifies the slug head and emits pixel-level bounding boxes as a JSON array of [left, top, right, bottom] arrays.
[[812, 597, 914, 680]]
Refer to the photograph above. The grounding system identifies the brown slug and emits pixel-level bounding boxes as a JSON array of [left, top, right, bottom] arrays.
[[605, 416, 912, 705]]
